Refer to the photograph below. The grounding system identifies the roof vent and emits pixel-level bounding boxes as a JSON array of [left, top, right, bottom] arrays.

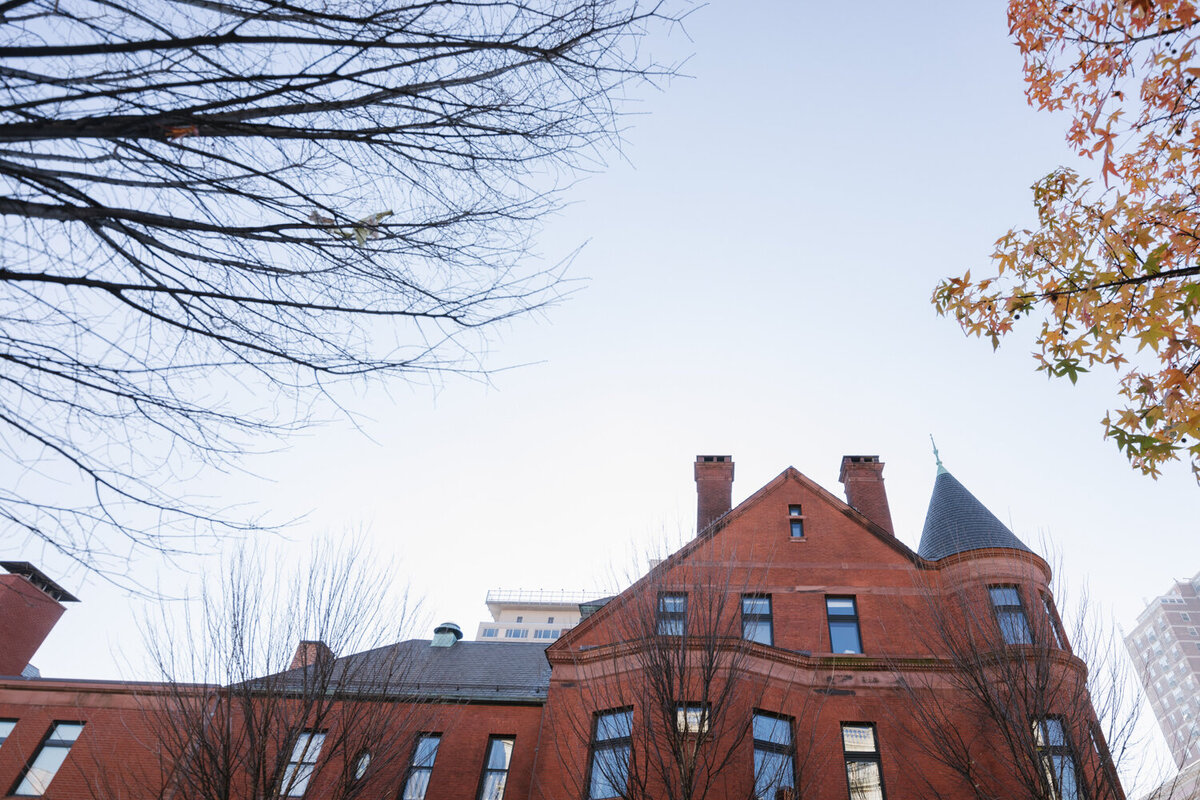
[[431, 621, 463, 647]]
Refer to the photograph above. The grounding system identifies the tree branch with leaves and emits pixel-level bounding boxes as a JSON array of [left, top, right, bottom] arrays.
[[935, 0, 1200, 479]]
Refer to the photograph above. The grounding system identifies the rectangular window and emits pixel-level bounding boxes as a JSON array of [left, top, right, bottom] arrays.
[[788, 504, 805, 538], [989, 585, 1033, 645], [481, 628, 499, 638], [533, 629, 559, 639], [1041, 592, 1066, 649], [827, 596, 863, 654], [504, 628, 529, 638], [657, 593, 687, 636], [752, 711, 795, 800], [281, 731, 325, 797], [0, 720, 15, 747], [1034, 718, 1082, 800], [675, 703, 709, 735], [842, 723, 886, 800], [13, 722, 85, 796], [588, 709, 632, 800], [401, 734, 441, 800], [477, 736, 514, 800], [742, 595, 774, 645]]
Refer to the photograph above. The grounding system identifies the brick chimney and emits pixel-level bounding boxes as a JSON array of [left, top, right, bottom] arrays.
[[0, 562, 78, 677], [289, 640, 334, 670], [695, 455, 734, 532], [838, 455, 894, 536]]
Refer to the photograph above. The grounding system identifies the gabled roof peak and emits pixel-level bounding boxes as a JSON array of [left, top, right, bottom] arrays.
[[917, 470, 1033, 561]]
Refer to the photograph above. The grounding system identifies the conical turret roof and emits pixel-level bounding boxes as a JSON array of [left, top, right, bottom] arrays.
[[917, 469, 1033, 560]]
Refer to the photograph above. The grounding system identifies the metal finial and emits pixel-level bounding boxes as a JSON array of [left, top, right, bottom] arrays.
[[930, 435, 947, 475]]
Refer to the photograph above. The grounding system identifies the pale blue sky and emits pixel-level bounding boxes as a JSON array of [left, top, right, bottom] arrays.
[[13, 0, 1200, 784]]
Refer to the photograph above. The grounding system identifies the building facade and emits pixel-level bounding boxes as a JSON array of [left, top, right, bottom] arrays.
[[1124, 572, 1200, 768], [0, 454, 1121, 800]]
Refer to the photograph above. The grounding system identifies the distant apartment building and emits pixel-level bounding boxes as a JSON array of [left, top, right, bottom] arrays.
[[475, 589, 601, 642], [1124, 571, 1200, 768]]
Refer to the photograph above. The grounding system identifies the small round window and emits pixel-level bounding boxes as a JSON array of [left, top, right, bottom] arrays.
[[353, 751, 371, 781]]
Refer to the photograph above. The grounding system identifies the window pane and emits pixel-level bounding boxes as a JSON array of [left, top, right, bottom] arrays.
[[676, 705, 708, 733], [486, 738, 513, 770], [744, 620, 772, 645], [846, 760, 884, 800], [989, 586, 1021, 606], [659, 595, 686, 612], [478, 772, 507, 800], [292, 732, 325, 762], [589, 744, 629, 799], [596, 711, 632, 741], [657, 618, 684, 636], [752, 714, 792, 746], [790, 520, 805, 537], [743, 597, 770, 615], [830, 621, 863, 654], [0, 720, 15, 743], [1035, 718, 1066, 747], [753, 750, 794, 799], [999, 610, 1033, 645], [49, 723, 84, 744], [842, 725, 877, 752], [14, 746, 70, 796], [402, 770, 431, 800], [282, 763, 314, 796], [827, 597, 857, 615], [416, 736, 440, 767]]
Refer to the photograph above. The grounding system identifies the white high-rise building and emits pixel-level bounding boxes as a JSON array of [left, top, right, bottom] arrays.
[[1124, 571, 1200, 768], [475, 588, 606, 642]]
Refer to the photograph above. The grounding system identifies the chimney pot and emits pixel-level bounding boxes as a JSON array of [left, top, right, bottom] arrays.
[[838, 455, 894, 535], [694, 455, 734, 532]]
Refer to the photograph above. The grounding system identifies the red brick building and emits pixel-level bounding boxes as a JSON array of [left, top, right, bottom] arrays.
[[0, 454, 1119, 800]]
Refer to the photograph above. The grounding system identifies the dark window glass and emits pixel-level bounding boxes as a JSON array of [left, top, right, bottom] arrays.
[[1034, 718, 1083, 800], [477, 736, 514, 800], [827, 596, 863, 654], [657, 592, 687, 636], [842, 723, 885, 800], [790, 519, 805, 538], [401, 734, 441, 800], [588, 710, 632, 799], [742, 595, 774, 645], [989, 586, 1033, 645], [752, 712, 795, 800], [13, 722, 85, 797]]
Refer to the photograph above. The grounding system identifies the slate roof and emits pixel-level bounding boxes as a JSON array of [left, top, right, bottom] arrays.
[[271, 640, 551, 704], [917, 470, 1034, 561]]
